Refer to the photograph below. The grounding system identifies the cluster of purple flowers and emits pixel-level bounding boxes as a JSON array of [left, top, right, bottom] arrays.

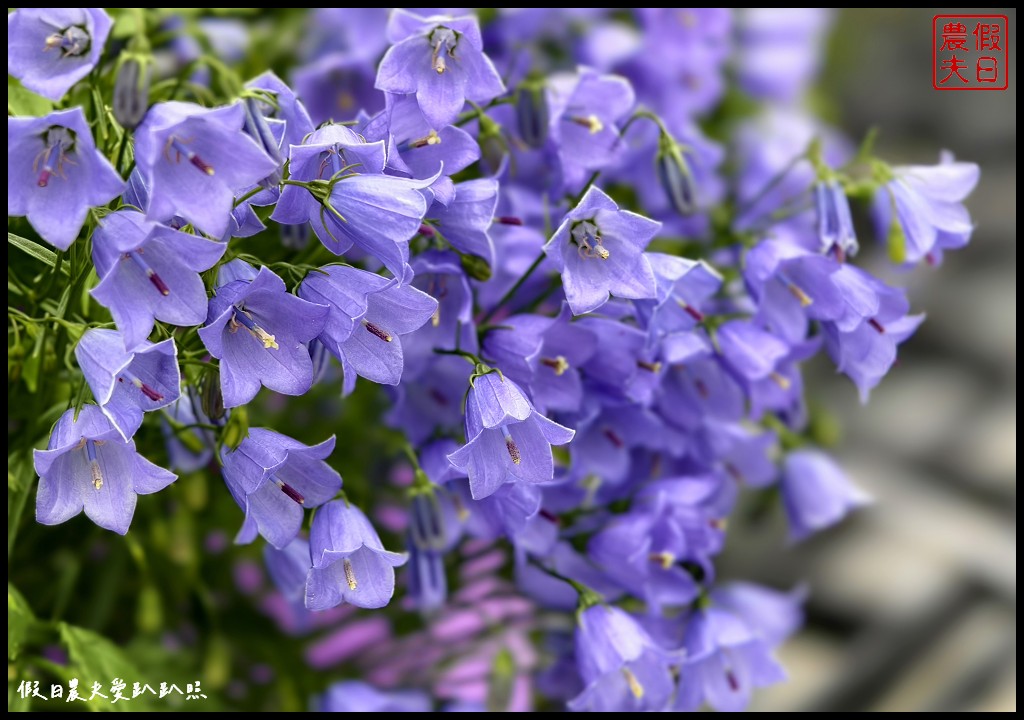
[[10, 7, 979, 712]]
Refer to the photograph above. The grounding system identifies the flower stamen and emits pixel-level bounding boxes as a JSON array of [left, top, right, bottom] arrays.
[[541, 356, 570, 376], [231, 308, 279, 349], [85, 439, 103, 490], [127, 250, 171, 296], [343, 558, 358, 590], [166, 137, 215, 176], [363, 320, 393, 342]]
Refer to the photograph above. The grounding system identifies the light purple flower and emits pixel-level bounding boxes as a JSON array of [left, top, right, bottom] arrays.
[[91, 209, 225, 350], [271, 124, 436, 280], [544, 186, 659, 315], [221, 428, 342, 549], [815, 179, 858, 258], [299, 265, 438, 396], [198, 262, 329, 408], [8, 108, 123, 249], [447, 372, 575, 499], [33, 406, 176, 535], [8, 8, 112, 101], [873, 152, 980, 266], [134, 101, 278, 238], [305, 500, 408, 610], [568, 605, 677, 712], [75, 329, 180, 441], [376, 10, 505, 129], [546, 67, 636, 190], [781, 450, 869, 542], [675, 607, 787, 712]]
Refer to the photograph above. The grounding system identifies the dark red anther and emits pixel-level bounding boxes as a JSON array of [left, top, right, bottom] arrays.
[[868, 318, 885, 334], [603, 428, 624, 448]]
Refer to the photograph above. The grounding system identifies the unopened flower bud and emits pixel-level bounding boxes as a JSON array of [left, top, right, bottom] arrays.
[[516, 84, 549, 149], [113, 57, 150, 131]]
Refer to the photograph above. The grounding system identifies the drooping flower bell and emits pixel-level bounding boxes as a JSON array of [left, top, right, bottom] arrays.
[[447, 371, 575, 499], [568, 605, 678, 712], [198, 261, 329, 408], [375, 10, 506, 129], [91, 208, 226, 350], [33, 406, 176, 535], [8, 108, 124, 249], [75, 328, 181, 441], [8, 8, 113, 101], [305, 500, 408, 610], [134, 101, 279, 238], [221, 428, 342, 549], [299, 265, 437, 396], [544, 186, 659, 316]]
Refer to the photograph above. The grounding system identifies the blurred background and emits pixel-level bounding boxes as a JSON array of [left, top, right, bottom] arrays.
[[721, 8, 1016, 712]]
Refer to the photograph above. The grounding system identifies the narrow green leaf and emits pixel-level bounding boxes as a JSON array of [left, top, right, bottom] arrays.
[[8, 583, 35, 661], [8, 233, 62, 271]]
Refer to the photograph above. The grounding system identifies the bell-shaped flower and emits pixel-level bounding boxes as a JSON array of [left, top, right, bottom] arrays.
[[305, 500, 408, 610], [75, 329, 180, 441], [375, 10, 505, 129], [544, 187, 658, 315], [91, 209, 225, 350], [33, 406, 176, 535], [8, 108, 123, 249], [8, 8, 112, 100], [198, 262, 329, 408], [221, 428, 342, 549]]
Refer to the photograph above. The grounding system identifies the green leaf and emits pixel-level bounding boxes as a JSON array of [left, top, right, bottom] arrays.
[[59, 624, 139, 712], [8, 232, 62, 271], [8, 77, 53, 117], [8, 583, 35, 661]]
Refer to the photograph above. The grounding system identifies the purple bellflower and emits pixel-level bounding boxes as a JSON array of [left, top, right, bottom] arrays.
[[546, 67, 636, 191], [588, 500, 702, 612], [711, 582, 806, 649], [544, 186, 659, 315], [447, 372, 575, 500], [427, 179, 499, 267], [91, 209, 226, 350], [568, 605, 677, 712], [221, 428, 341, 549], [873, 152, 980, 266], [675, 607, 788, 712], [481, 306, 598, 415], [272, 124, 437, 280], [8, 8, 112, 101], [305, 500, 408, 610], [370, 94, 481, 184], [33, 405, 176, 535], [375, 10, 505, 129], [8, 108, 123, 250], [134, 101, 279, 238], [635, 252, 721, 342], [781, 450, 869, 542], [198, 262, 329, 408], [298, 265, 438, 395], [75, 329, 180, 441]]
